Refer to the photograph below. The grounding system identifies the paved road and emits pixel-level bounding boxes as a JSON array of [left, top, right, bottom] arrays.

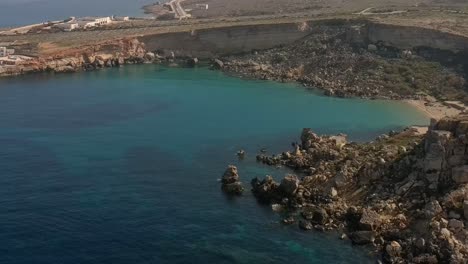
[[170, 0, 189, 19]]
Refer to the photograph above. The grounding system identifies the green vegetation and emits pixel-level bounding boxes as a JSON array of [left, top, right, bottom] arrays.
[[378, 58, 467, 102]]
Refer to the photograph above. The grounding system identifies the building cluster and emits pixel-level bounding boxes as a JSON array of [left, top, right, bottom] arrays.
[[0, 47, 35, 66], [54, 16, 130, 31]]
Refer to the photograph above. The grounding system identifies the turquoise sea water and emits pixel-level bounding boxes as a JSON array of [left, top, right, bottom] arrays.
[[0, 65, 428, 263]]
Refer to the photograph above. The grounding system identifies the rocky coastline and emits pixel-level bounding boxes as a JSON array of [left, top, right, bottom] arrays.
[[232, 115, 468, 263], [217, 24, 468, 106], [2, 18, 468, 262]]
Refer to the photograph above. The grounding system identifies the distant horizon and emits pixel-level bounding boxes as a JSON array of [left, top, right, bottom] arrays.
[[0, 0, 157, 27]]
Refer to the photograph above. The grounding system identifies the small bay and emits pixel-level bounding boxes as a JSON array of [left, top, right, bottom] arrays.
[[0, 65, 428, 263]]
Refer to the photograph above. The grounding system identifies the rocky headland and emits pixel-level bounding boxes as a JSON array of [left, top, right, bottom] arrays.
[[249, 115, 468, 263]]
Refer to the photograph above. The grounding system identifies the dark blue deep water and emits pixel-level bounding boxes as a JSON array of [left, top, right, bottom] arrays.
[[0, 65, 428, 263]]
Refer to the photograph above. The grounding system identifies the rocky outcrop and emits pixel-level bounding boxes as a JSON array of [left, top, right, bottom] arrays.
[[251, 175, 280, 203], [221, 165, 244, 195], [248, 115, 468, 263], [425, 115, 468, 187]]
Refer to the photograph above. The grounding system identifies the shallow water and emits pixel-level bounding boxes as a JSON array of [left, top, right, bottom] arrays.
[[0, 65, 428, 263], [0, 0, 156, 27]]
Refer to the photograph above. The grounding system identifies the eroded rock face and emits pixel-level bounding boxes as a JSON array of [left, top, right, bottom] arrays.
[[221, 165, 244, 195], [452, 166, 468, 184], [464, 200, 468, 220], [425, 115, 468, 188]]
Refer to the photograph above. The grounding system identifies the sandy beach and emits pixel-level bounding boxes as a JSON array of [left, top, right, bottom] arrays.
[[404, 98, 465, 120]]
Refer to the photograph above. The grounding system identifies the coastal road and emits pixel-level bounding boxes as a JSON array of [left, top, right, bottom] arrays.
[[170, 0, 189, 19]]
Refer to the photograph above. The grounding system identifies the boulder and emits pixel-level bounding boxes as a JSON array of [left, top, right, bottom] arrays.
[[452, 166, 468, 184], [187, 57, 199, 67], [299, 220, 313, 230], [302, 206, 329, 225], [359, 209, 382, 231], [401, 50, 413, 59], [118, 57, 125, 66], [144, 52, 156, 61], [367, 44, 378, 52], [280, 174, 299, 196], [350, 231, 375, 245], [222, 165, 239, 184], [95, 59, 105, 67], [282, 216, 295, 225], [334, 171, 348, 189], [448, 219, 464, 232], [251, 175, 280, 203], [424, 200, 443, 218], [221, 165, 244, 195], [415, 238, 426, 250], [329, 135, 347, 148], [221, 182, 244, 195], [213, 59, 224, 69], [386, 241, 402, 257], [301, 128, 320, 149]]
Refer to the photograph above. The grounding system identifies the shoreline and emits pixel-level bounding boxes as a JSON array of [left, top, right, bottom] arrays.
[[403, 99, 464, 120]]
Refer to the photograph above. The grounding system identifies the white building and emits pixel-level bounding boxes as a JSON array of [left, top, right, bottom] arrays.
[[195, 4, 209, 10], [76, 17, 112, 29], [55, 23, 79, 31], [112, 16, 130, 21], [0, 47, 15, 57]]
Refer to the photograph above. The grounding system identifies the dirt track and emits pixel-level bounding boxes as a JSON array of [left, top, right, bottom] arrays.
[[180, 0, 468, 18]]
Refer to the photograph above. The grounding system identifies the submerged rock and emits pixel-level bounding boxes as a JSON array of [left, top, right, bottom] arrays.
[[299, 220, 313, 230]]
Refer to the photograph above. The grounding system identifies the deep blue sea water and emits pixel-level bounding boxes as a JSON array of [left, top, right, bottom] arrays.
[[0, 0, 156, 27], [0, 65, 428, 263]]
